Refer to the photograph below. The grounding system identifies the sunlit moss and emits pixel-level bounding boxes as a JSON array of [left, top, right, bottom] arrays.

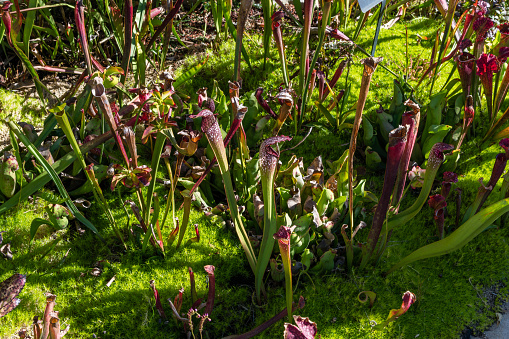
[[0, 88, 45, 124]]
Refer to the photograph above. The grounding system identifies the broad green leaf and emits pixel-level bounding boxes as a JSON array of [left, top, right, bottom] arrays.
[[422, 124, 452, 158], [315, 102, 336, 127], [6, 120, 103, 239], [30, 218, 51, 241], [174, 55, 209, 88], [386, 198, 509, 275]]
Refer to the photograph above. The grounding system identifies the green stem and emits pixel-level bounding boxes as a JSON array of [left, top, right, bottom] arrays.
[[176, 191, 191, 249], [386, 197, 509, 275], [283, 255, 293, 322], [300, 1, 330, 128], [297, 0, 314, 130], [144, 131, 168, 228], [386, 162, 441, 232], [255, 167, 276, 303], [160, 158, 175, 230], [220, 163, 257, 273]]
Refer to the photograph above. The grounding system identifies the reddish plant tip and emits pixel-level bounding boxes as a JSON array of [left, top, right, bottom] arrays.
[[458, 39, 472, 51], [204, 265, 215, 275], [428, 194, 447, 211], [326, 27, 352, 42], [401, 291, 416, 310], [499, 22, 509, 34], [428, 142, 454, 165], [456, 52, 476, 92], [477, 53, 499, 77], [360, 57, 384, 78], [487, 153, 508, 188], [271, 10, 284, 22], [255, 87, 278, 119], [388, 125, 408, 143], [273, 225, 295, 243], [473, 16, 494, 41], [259, 136, 292, 175], [276, 90, 294, 105], [189, 109, 216, 134], [443, 172, 458, 184], [1, 2, 12, 11], [498, 47, 509, 63], [456, 52, 475, 65], [403, 99, 420, 114], [228, 80, 241, 90], [499, 138, 509, 153], [196, 87, 208, 107]]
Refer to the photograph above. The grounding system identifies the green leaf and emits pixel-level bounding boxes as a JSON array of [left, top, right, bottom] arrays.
[[422, 124, 452, 158], [315, 102, 336, 127], [35, 191, 66, 205], [174, 55, 209, 88], [144, 131, 168, 227], [11, 36, 50, 106], [135, 34, 146, 87], [172, 24, 187, 48], [23, 0, 39, 55], [386, 198, 509, 275], [6, 120, 102, 239], [30, 218, 51, 241]]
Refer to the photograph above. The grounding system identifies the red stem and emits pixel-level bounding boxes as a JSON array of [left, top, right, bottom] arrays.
[[146, 0, 184, 50]]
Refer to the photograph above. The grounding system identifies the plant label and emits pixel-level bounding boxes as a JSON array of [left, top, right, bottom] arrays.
[[358, 0, 383, 13]]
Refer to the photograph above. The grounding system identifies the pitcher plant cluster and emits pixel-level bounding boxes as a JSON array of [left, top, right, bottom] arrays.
[[1, 0, 509, 337]]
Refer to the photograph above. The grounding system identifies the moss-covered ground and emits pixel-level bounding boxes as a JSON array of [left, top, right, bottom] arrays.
[[2, 17, 509, 338]]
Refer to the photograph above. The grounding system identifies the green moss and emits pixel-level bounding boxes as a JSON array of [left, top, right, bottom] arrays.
[[174, 35, 283, 98], [0, 87, 45, 125], [0, 188, 251, 337]]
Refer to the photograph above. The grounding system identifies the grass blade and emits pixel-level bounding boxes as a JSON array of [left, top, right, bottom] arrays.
[[54, 110, 125, 247], [0, 131, 112, 215], [174, 55, 209, 88], [144, 130, 168, 227], [386, 197, 509, 275], [5, 120, 103, 238], [23, 0, 38, 56]]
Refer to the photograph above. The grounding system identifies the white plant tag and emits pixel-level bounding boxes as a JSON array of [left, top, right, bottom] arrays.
[[358, 0, 383, 13]]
